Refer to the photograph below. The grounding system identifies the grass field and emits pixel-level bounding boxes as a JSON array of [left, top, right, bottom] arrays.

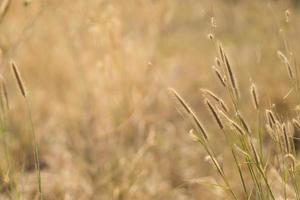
[[1, 0, 300, 199]]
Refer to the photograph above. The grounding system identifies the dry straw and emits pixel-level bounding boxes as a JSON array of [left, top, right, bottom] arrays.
[[219, 110, 245, 136], [224, 55, 239, 99], [215, 57, 221, 67], [236, 112, 250, 134], [0, 0, 10, 21], [212, 65, 226, 87], [10, 60, 43, 200], [169, 88, 208, 141], [201, 89, 229, 112], [1, 80, 9, 110], [282, 123, 291, 153], [201, 89, 221, 102], [266, 124, 278, 142], [0, 76, 8, 110], [218, 42, 225, 62], [292, 119, 300, 130], [10, 60, 26, 97], [284, 153, 296, 171], [205, 99, 224, 129], [266, 110, 276, 128], [275, 121, 284, 134], [250, 82, 259, 110], [277, 50, 294, 80]]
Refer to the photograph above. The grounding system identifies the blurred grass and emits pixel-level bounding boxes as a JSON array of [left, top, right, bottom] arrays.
[[0, 0, 299, 199]]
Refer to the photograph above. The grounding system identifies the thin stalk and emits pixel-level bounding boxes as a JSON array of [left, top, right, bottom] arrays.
[[222, 129, 248, 197], [0, 119, 13, 197], [202, 143, 239, 200], [256, 110, 263, 161], [25, 98, 42, 200], [240, 137, 264, 200], [248, 138, 275, 200], [232, 148, 248, 198], [291, 171, 300, 199]]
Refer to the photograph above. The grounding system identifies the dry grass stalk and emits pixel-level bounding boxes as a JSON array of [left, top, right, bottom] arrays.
[[277, 50, 294, 80], [218, 101, 229, 113], [250, 83, 259, 110], [224, 54, 239, 100], [218, 42, 225, 62], [205, 99, 224, 129], [234, 144, 250, 158], [283, 88, 294, 100], [11, 60, 43, 199], [200, 89, 220, 102], [275, 120, 283, 133], [1, 80, 9, 110], [266, 110, 276, 128], [282, 123, 291, 153], [219, 110, 245, 136], [231, 120, 246, 136], [0, 0, 10, 21], [266, 124, 278, 142], [201, 89, 230, 113], [287, 121, 295, 137], [215, 57, 221, 67], [249, 141, 261, 166], [236, 112, 250, 134], [0, 77, 6, 111], [10, 60, 27, 98], [212, 65, 226, 87], [292, 119, 300, 130], [205, 155, 224, 171], [169, 88, 208, 140], [284, 153, 296, 171]]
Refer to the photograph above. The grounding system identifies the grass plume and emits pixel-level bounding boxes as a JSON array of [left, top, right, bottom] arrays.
[[10, 60, 43, 200]]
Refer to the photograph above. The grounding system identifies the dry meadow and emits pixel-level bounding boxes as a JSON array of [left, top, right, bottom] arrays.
[[1, 0, 300, 199]]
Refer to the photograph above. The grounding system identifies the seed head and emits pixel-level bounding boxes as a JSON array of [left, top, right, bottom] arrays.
[[10, 60, 27, 98]]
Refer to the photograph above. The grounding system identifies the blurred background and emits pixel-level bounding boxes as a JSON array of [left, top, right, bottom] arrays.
[[0, 0, 300, 199]]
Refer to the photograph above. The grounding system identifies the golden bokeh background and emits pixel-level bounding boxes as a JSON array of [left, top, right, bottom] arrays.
[[0, 0, 300, 199]]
